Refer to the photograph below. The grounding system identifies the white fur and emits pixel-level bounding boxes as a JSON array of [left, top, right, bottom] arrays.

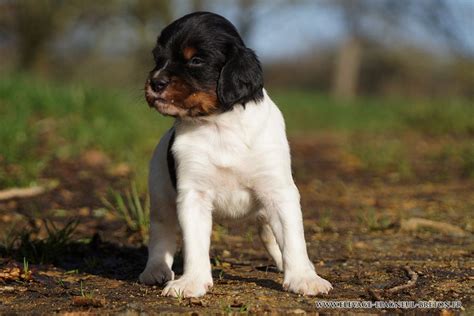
[[139, 90, 332, 297]]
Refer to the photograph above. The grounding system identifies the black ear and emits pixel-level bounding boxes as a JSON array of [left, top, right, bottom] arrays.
[[217, 46, 264, 110]]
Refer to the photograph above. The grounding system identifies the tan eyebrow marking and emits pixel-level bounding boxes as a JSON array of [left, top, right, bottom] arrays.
[[183, 46, 197, 60]]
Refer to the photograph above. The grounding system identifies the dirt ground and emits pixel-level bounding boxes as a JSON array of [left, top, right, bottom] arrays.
[[0, 136, 472, 315]]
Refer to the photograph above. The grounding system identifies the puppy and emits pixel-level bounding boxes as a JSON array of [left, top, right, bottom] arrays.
[[140, 12, 332, 298]]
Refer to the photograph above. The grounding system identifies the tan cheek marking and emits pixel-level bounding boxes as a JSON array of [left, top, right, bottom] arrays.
[[154, 75, 218, 116], [162, 78, 192, 103], [183, 46, 197, 61], [184, 91, 219, 115]]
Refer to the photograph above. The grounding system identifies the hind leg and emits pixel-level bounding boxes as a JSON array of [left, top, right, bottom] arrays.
[[139, 201, 178, 285], [140, 129, 178, 285], [257, 185, 332, 295], [257, 213, 283, 271]]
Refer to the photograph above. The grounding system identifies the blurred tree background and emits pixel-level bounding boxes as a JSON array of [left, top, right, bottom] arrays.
[[0, 0, 473, 190], [1, 0, 473, 99]]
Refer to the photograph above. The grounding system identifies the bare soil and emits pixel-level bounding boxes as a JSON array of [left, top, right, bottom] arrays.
[[0, 136, 472, 315]]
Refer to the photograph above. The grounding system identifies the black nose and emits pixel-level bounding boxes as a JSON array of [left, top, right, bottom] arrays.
[[150, 77, 170, 92]]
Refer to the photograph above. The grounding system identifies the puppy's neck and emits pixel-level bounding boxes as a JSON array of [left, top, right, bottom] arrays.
[[174, 89, 269, 129]]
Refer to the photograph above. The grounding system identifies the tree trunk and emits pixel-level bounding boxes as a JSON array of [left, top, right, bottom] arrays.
[[332, 36, 362, 100], [14, 0, 58, 72]]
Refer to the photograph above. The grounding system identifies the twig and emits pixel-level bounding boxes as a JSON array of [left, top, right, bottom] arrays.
[[368, 288, 383, 301], [0, 181, 58, 201], [0, 186, 46, 201], [368, 265, 418, 300], [386, 265, 418, 293], [401, 217, 466, 237]]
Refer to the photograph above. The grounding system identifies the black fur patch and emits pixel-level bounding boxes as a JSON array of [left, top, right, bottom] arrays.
[[217, 44, 264, 110], [167, 130, 177, 190]]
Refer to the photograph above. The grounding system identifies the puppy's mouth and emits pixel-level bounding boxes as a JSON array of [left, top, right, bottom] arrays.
[[144, 78, 220, 118], [144, 81, 186, 117]]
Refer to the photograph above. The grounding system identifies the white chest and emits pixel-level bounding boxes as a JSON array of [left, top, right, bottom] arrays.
[[212, 185, 258, 218], [172, 93, 286, 218]]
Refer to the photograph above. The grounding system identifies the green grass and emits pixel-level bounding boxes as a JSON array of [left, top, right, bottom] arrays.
[[271, 89, 474, 135], [1, 73, 473, 188], [101, 182, 150, 242], [347, 136, 413, 179], [0, 219, 79, 264], [0, 73, 170, 188], [357, 208, 394, 232]]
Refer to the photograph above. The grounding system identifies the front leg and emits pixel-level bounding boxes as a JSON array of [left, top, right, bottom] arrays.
[[259, 185, 332, 295], [162, 190, 214, 298]]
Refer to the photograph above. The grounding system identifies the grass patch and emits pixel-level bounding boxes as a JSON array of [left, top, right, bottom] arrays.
[[318, 209, 335, 232], [0, 219, 79, 264], [461, 145, 474, 178], [347, 136, 412, 179], [425, 141, 474, 180], [357, 208, 394, 232], [271, 89, 474, 135], [101, 182, 150, 242], [80, 280, 94, 299]]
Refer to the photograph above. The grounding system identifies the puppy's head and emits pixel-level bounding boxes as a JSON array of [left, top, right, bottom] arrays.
[[145, 12, 264, 118]]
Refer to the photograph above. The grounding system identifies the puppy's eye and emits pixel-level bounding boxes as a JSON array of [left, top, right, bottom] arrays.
[[188, 57, 204, 66]]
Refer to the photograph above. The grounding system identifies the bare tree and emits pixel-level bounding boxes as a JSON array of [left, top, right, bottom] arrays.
[[234, 0, 258, 42], [129, 0, 175, 70], [0, 0, 178, 72], [325, 0, 465, 100], [0, 0, 63, 70], [0, 0, 109, 71]]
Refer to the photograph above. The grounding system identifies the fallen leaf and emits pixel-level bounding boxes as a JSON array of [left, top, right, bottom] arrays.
[[0, 286, 15, 292], [288, 308, 306, 315], [71, 296, 106, 308], [0, 266, 20, 281], [188, 297, 206, 306], [81, 150, 110, 168]]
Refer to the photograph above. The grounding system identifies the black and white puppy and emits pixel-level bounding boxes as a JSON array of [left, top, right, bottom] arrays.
[[140, 12, 332, 298]]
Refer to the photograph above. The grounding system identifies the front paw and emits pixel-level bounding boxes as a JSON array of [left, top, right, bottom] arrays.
[[139, 262, 174, 285], [283, 270, 332, 296], [162, 275, 213, 298]]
